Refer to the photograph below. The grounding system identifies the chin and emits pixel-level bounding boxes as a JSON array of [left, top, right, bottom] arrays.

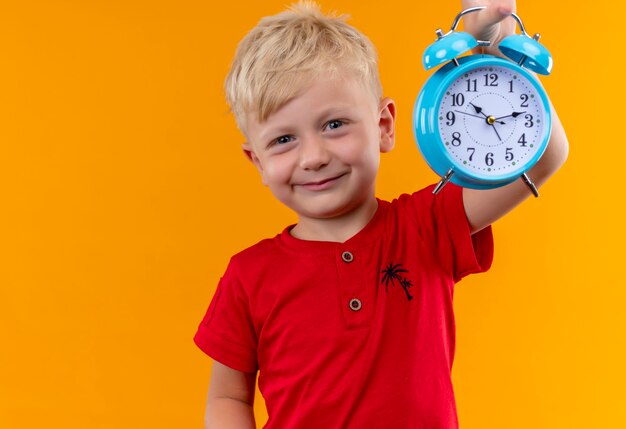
[[275, 183, 374, 220], [295, 196, 365, 220], [291, 205, 342, 219]]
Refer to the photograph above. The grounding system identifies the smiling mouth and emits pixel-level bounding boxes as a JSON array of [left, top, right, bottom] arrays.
[[296, 173, 348, 191]]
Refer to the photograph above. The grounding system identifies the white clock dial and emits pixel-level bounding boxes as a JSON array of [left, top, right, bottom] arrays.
[[437, 65, 547, 176]]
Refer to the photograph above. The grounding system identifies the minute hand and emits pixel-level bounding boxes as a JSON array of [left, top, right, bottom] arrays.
[[495, 111, 526, 120]]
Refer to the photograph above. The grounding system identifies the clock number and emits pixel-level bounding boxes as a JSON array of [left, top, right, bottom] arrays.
[[518, 133, 528, 147], [524, 114, 534, 128], [505, 148, 514, 161], [508, 80, 514, 93], [451, 132, 462, 146], [446, 111, 456, 126], [485, 152, 494, 166], [466, 79, 478, 92], [520, 94, 529, 107], [451, 93, 465, 106], [467, 147, 475, 161], [483, 73, 498, 86]]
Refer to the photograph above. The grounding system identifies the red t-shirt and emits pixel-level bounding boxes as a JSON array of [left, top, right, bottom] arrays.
[[195, 184, 493, 428]]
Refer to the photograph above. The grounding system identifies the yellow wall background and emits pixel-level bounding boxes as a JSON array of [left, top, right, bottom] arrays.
[[1, 0, 624, 427]]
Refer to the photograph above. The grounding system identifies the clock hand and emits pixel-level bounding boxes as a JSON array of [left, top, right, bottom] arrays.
[[454, 110, 485, 120], [467, 103, 504, 140], [491, 123, 502, 142], [482, 115, 503, 141], [455, 110, 506, 124], [469, 102, 487, 117], [495, 111, 527, 120]]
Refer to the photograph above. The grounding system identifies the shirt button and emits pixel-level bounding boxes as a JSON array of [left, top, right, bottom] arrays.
[[341, 251, 354, 263], [349, 298, 362, 311]]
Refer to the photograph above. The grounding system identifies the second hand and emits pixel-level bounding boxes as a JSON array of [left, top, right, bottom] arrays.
[[454, 110, 506, 124]]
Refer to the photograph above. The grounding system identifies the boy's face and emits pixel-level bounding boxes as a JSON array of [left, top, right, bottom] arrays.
[[243, 75, 396, 223]]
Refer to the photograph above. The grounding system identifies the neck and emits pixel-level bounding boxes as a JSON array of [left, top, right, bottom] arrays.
[[290, 196, 379, 243]]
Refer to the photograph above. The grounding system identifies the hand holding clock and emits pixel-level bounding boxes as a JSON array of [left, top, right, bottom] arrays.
[[461, 0, 517, 57]]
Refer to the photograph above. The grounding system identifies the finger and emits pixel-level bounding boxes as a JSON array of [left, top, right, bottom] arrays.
[[463, 1, 515, 40], [467, 0, 515, 31], [478, 1, 515, 27]]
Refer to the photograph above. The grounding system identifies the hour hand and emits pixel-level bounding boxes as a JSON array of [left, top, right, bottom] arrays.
[[495, 111, 526, 120], [469, 102, 487, 117]]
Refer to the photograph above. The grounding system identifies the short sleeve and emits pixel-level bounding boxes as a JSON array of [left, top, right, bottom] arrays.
[[399, 183, 494, 282], [194, 260, 258, 373]]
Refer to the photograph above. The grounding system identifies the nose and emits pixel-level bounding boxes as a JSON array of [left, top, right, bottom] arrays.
[[298, 135, 330, 171]]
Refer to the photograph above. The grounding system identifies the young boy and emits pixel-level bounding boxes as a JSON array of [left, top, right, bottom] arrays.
[[194, 1, 568, 427]]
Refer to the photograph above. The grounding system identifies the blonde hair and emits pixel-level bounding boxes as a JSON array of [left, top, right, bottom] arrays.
[[225, 1, 382, 133]]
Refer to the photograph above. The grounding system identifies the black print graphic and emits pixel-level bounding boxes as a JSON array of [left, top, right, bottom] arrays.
[[381, 263, 414, 301]]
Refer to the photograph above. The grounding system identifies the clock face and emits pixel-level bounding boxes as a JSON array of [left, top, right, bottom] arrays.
[[437, 64, 548, 177]]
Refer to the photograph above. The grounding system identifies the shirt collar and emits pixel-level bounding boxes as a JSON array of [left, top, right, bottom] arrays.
[[276, 198, 388, 254]]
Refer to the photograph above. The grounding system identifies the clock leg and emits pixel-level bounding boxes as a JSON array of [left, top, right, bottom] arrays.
[[433, 169, 454, 195], [521, 173, 540, 197]]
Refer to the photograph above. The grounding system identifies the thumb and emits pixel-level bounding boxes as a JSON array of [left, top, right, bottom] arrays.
[[479, 2, 515, 28], [463, 1, 516, 44]]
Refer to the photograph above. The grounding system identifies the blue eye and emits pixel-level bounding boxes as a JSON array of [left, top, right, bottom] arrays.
[[275, 135, 293, 145], [327, 120, 344, 130]]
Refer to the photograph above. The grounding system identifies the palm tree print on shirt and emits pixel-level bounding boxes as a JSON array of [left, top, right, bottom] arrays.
[[381, 263, 414, 301]]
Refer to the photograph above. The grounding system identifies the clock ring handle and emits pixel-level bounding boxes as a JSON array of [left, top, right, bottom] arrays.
[[446, 7, 553, 75], [509, 13, 531, 37], [445, 6, 491, 47], [448, 6, 486, 33], [449, 7, 529, 36], [448, 7, 532, 41]]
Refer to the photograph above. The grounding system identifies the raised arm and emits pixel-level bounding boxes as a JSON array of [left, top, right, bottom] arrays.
[[205, 360, 257, 429], [463, 106, 568, 233], [459, 0, 569, 233]]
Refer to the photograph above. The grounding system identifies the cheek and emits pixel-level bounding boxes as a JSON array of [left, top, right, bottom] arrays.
[[339, 131, 380, 169], [362, 152, 381, 177], [261, 156, 293, 185]]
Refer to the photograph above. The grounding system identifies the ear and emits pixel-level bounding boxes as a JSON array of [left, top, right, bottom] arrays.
[[242, 142, 267, 184], [378, 97, 396, 153]]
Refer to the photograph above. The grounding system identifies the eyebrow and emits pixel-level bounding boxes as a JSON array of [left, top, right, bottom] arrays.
[[259, 126, 295, 144]]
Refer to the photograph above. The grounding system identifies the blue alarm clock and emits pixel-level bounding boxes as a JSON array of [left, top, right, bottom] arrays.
[[413, 6, 553, 196]]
